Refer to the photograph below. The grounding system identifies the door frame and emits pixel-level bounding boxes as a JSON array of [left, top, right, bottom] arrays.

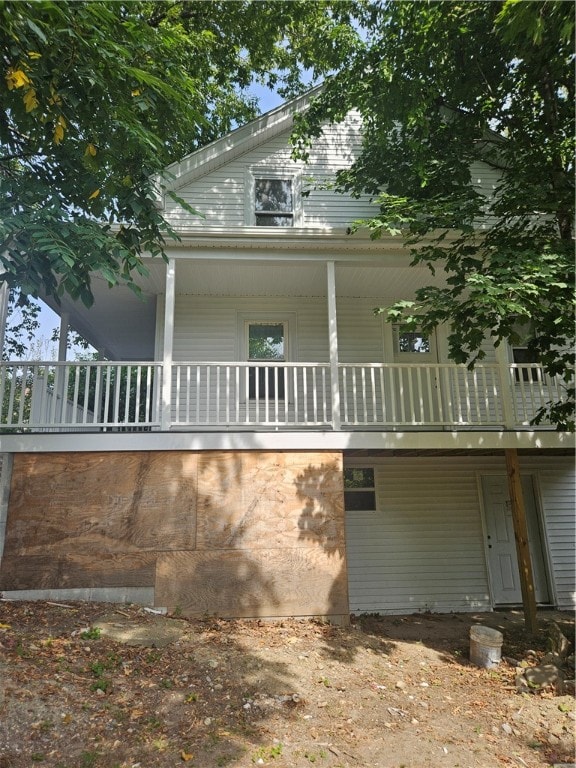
[[236, 311, 297, 404], [477, 470, 556, 607]]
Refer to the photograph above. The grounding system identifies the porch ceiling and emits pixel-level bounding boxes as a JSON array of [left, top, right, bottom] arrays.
[[172, 260, 445, 298], [43, 259, 446, 360]]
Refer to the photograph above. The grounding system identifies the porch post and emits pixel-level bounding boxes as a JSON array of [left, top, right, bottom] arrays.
[[51, 311, 69, 423], [58, 312, 69, 361], [326, 261, 341, 430], [0, 282, 8, 356], [505, 448, 538, 634], [494, 342, 515, 428], [161, 258, 176, 431]]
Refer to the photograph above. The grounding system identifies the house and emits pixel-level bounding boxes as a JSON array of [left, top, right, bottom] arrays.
[[0, 90, 573, 622]]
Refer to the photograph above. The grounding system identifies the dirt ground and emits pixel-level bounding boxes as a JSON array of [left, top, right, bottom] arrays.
[[0, 601, 574, 768]]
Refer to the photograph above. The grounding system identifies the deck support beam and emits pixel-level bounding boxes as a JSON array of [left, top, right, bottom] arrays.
[[505, 448, 538, 634]]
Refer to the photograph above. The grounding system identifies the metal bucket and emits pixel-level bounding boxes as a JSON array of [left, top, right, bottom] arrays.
[[469, 625, 503, 669]]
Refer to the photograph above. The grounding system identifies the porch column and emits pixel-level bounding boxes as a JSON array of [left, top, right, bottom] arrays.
[[0, 282, 8, 356], [58, 312, 69, 361], [161, 258, 176, 431], [52, 311, 69, 422], [326, 261, 341, 430], [494, 342, 515, 428]]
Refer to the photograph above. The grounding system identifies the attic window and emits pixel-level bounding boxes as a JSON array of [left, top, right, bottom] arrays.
[[255, 178, 293, 227]]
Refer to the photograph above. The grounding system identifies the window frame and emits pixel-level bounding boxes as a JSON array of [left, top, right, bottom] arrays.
[[512, 346, 543, 384], [343, 466, 377, 512], [245, 167, 303, 227], [236, 312, 296, 403], [392, 324, 436, 362]]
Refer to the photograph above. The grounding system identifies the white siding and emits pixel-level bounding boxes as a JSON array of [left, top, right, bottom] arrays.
[[164, 117, 504, 232], [171, 295, 400, 364], [173, 295, 329, 363], [346, 457, 491, 614], [337, 299, 385, 363], [346, 455, 575, 614], [521, 456, 575, 610], [165, 114, 375, 229]]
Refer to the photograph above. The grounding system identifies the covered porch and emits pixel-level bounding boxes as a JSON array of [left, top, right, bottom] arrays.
[[6, 236, 565, 434]]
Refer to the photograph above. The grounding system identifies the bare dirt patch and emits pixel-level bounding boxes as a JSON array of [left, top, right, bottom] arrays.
[[0, 601, 574, 768]]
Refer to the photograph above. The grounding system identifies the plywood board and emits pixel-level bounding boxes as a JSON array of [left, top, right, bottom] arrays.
[[7, 452, 197, 553], [197, 451, 344, 550], [156, 547, 348, 618], [0, 552, 156, 590]]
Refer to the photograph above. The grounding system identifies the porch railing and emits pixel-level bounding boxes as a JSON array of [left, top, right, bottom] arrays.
[[0, 360, 563, 432], [172, 362, 332, 427], [0, 361, 162, 431]]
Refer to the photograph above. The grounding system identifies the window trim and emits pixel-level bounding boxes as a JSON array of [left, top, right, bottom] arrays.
[[343, 466, 377, 512], [392, 324, 436, 362], [236, 312, 296, 402], [245, 166, 303, 227], [511, 346, 543, 384]]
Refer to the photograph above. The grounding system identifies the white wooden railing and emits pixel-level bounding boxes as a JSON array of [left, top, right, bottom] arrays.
[[0, 362, 161, 431], [172, 362, 332, 427], [0, 360, 564, 432], [338, 363, 504, 426]]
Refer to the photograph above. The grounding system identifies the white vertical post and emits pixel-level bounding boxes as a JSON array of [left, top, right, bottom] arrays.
[[326, 261, 341, 430], [52, 310, 69, 423], [494, 341, 516, 428], [161, 258, 176, 430], [0, 282, 8, 358], [58, 311, 69, 361]]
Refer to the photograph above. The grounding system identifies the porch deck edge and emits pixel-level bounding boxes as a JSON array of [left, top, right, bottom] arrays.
[[0, 429, 572, 453]]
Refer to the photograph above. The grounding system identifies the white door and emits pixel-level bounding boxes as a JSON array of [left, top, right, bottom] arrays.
[[481, 475, 550, 605], [390, 325, 440, 424]]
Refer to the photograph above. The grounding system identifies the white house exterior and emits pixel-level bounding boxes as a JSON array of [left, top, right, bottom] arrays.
[[0, 91, 573, 620]]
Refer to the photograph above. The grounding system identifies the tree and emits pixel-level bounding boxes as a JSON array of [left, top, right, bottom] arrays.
[[1, 0, 364, 306], [294, 0, 575, 430]]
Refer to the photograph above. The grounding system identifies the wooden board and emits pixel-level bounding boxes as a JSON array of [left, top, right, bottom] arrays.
[[156, 547, 348, 618], [4, 450, 349, 620], [0, 552, 156, 590], [6, 452, 198, 553], [196, 451, 344, 550], [505, 449, 538, 633]]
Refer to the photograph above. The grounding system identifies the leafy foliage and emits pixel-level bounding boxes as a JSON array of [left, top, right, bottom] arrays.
[[0, 0, 364, 306], [3, 291, 41, 360], [294, 0, 574, 429]]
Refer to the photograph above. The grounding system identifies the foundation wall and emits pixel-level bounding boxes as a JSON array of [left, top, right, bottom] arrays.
[[0, 451, 348, 621]]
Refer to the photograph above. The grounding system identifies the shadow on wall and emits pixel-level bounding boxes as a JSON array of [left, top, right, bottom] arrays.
[[0, 450, 350, 622], [294, 459, 349, 622], [158, 452, 349, 621], [155, 451, 282, 619]]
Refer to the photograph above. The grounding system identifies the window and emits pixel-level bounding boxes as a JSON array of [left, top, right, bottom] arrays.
[[394, 326, 430, 354], [247, 322, 286, 399], [245, 167, 302, 227], [344, 467, 376, 511], [512, 347, 541, 383], [255, 178, 293, 227]]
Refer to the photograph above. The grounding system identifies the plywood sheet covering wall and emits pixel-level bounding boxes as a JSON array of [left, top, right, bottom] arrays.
[[0, 450, 349, 621], [0, 452, 198, 590], [156, 451, 349, 619]]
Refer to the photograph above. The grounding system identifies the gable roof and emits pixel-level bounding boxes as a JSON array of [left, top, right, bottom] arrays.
[[159, 85, 322, 198]]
